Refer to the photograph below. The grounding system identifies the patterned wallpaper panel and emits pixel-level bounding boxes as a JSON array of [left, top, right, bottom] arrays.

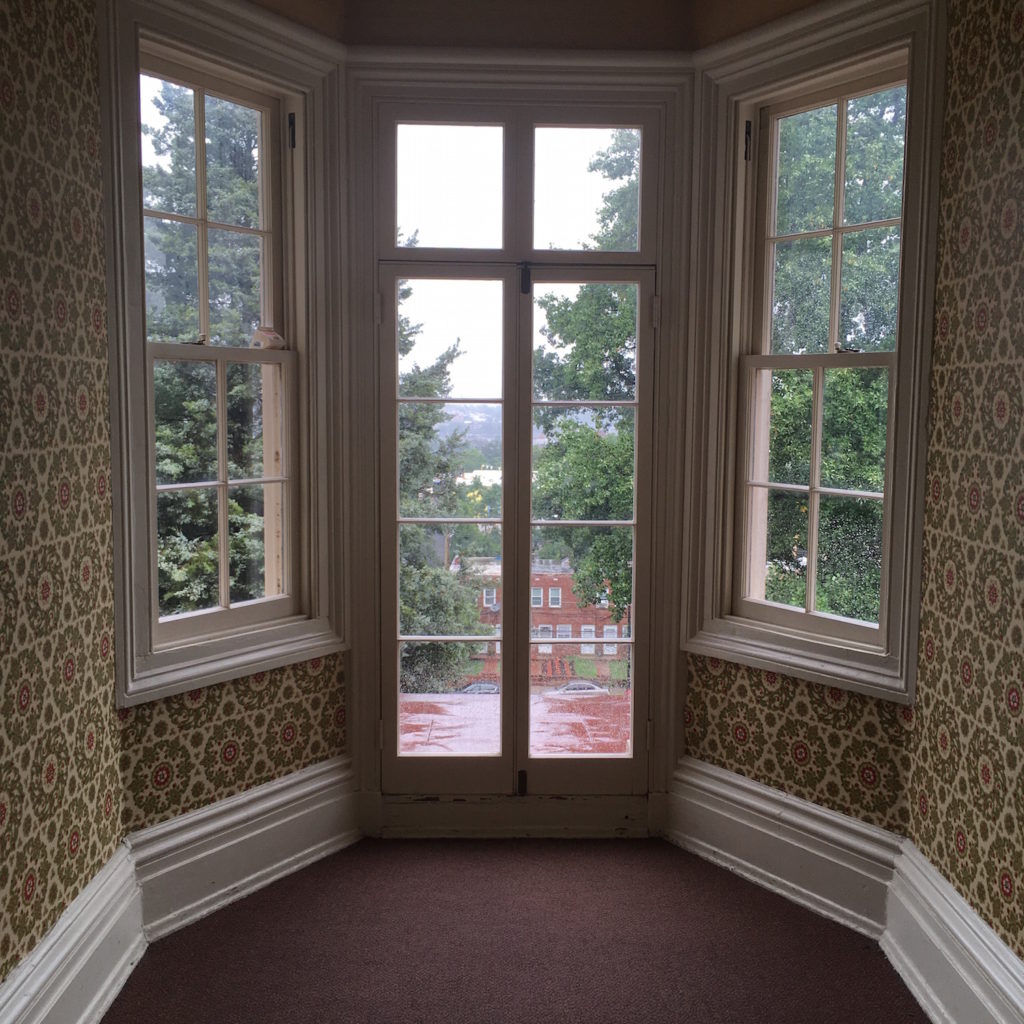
[[0, 0, 123, 983], [119, 654, 346, 832], [907, 0, 1023, 957], [686, 0, 1024, 960], [0, 0, 348, 986]]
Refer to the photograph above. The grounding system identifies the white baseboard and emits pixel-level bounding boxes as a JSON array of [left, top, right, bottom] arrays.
[[0, 847, 145, 1024], [884, 841, 1024, 1024], [666, 756, 1024, 1024], [130, 754, 360, 940], [665, 755, 901, 937]]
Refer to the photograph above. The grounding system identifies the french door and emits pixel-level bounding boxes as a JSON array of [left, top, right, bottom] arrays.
[[374, 105, 660, 796]]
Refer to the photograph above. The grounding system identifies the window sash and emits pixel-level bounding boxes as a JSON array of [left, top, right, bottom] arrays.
[[735, 72, 906, 649]]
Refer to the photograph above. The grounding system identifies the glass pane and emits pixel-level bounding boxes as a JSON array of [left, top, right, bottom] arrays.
[[529, 525, 633, 636], [399, 402, 501, 518], [153, 359, 217, 485], [775, 104, 837, 235], [396, 124, 502, 249], [397, 279, 502, 400], [747, 486, 808, 608], [839, 226, 901, 352], [157, 487, 219, 616], [227, 362, 283, 481], [399, 524, 501, 637], [205, 95, 261, 229], [822, 367, 888, 492], [533, 282, 637, 401], [816, 495, 883, 623], [140, 74, 196, 216], [534, 127, 641, 251], [144, 217, 200, 343], [771, 236, 832, 354], [398, 642, 500, 756], [532, 406, 634, 521], [208, 228, 262, 347], [228, 483, 284, 603], [844, 86, 906, 226], [749, 369, 812, 486], [529, 643, 632, 757]]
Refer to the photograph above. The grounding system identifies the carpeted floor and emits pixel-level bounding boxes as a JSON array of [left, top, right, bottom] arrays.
[[102, 839, 929, 1024]]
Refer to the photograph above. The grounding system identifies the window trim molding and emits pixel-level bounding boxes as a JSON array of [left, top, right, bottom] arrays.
[[100, 0, 347, 705], [680, 0, 945, 702]]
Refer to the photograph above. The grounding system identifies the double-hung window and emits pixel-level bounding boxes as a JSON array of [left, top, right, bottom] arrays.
[[739, 78, 907, 644], [105, 2, 343, 704], [684, 12, 943, 701]]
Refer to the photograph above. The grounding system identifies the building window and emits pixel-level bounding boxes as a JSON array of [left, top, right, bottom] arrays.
[[556, 624, 572, 640], [548, 587, 562, 608], [531, 587, 544, 608], [580, 625, 596, 655], [483, 587, 497, 608], [535, 625, 553, 654], [602, 625, 618, 655], [104, 3, 343, 704], [683, 10, 943, 701]]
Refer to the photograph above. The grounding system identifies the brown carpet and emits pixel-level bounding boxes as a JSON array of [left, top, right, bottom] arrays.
[[102, 839, 928, 1024]]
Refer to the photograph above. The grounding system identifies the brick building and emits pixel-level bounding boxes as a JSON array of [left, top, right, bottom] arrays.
[[465, 558, 631, 688]]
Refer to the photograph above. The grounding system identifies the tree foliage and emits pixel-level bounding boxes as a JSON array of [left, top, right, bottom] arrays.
[[144, 80, 269, 614]]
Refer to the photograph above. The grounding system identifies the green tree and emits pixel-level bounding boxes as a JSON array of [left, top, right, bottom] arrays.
[[395, 278, 490, 692], [143, 79, 270, 613], [531, 129, 640, 621]]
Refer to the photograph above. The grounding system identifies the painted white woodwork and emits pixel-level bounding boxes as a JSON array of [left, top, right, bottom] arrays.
[[0, 849, 144, 1024], [666, 757, 1024, 1024], [129, 755, 359, 940]]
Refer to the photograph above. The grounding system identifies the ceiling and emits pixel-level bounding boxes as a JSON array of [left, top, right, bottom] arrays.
[[243, 0, 825, 50]]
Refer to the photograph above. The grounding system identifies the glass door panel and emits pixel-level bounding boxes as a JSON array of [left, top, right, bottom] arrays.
[[382, 268, 515, 794], [522, 275, 648, 788]]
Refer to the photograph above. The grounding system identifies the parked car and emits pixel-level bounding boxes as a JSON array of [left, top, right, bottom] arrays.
[[460, 680, 500, 694], [550, 680, 610, 695]]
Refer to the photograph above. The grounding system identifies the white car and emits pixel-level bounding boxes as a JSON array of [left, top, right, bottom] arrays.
[[550, 680, 610, 695]]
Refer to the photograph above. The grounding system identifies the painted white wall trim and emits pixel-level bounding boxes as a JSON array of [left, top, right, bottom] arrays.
[[666, 757, 1024, 1024], [130, 755, 360, 940], [665, 755, 901, 938], [884, 840, 1024, 1024], [0, 847, 144, 1024], [0, 757, 361, 1024]]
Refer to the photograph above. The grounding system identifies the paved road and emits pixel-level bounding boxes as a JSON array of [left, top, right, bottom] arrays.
[[398, 692, 632, 756]]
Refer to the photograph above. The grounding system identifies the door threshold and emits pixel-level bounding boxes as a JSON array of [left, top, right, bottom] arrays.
[[373, 793, 649, 838]]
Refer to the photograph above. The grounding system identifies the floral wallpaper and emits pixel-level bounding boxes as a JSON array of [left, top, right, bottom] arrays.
[[0, 0, 123, 982], [0, 0, 346, 986], [685, 0, 1024, 960], [118, 654, 346, 832]]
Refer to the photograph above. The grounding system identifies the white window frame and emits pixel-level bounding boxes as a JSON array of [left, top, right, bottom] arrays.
[[580, 624, 596, 655], [102, 0, 345, 705], [555, 624, 572, 640], [548, 587, 562, 608], [530, 587, 544, 608], [483, 587, 497, 609], [681, 2, 944, 702]]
